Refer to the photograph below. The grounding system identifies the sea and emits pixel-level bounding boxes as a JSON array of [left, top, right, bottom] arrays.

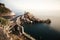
[[16, 13, 60, 40]]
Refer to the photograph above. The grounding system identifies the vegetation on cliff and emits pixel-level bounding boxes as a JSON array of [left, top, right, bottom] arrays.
[[0, 3, 51, 40], [0, 3, 11, 16], [0, 17, 8, 26]]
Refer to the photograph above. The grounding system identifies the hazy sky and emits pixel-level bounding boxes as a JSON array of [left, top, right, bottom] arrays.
[[0, 0, 60, 17]]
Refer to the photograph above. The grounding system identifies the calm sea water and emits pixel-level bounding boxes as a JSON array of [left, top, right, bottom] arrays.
[[16, 13, 60, 40], [23, 16, 60, 40]]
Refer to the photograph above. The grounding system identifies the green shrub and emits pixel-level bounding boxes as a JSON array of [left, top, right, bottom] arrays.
[[0, 3, 11, 15], [0, 17, 8, 25], [0, 7, 11, 14]]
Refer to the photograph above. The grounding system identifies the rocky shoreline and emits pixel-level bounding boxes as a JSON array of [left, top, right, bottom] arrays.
[[11, 12, 51, 25], [8, 12, 51, 40], [0, 3, 51, 40]]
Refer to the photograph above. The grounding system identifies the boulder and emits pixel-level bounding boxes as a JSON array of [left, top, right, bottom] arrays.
[[44, 19, 51, 24]]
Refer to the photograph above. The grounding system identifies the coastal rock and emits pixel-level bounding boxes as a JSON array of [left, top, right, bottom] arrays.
[[0, 27, 9, 40], [44, 19, 51, 24], [9, 12, 51, 40], [14, 12, 51, 24], [0, 3, 36, 40], [0, 3, 15, 19], [0, 3, 5, 7], [23, 12, 51, 24]]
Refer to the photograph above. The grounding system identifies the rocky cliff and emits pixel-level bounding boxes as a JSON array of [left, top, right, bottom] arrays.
[[13, 12, 51, 25], [0, 3, 51, 40], [0, 3, 15, 19]]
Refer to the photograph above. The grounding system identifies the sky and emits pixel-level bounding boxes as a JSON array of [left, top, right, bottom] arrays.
[[0, 0, 60, 17]]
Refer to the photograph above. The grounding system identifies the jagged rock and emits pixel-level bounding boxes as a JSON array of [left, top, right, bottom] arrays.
[[8, 12, 51, 40], [0, 3, 15, 19], [44, 19, 51, 24], [9, 24, 22, 35], [23, 12, 51, 24], [0, 3, 5, 7], [0, 27, 9, 40], [11, 12, 51, 26]]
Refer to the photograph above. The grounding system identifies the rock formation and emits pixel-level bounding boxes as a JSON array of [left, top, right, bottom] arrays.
[[9, 12, 51, 36], [0, 27, 9, 40], [15, 12, 51, 25], [0, 3, 51, 40], [0, 3, 15, 19], [8, 12, 51, 40]]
